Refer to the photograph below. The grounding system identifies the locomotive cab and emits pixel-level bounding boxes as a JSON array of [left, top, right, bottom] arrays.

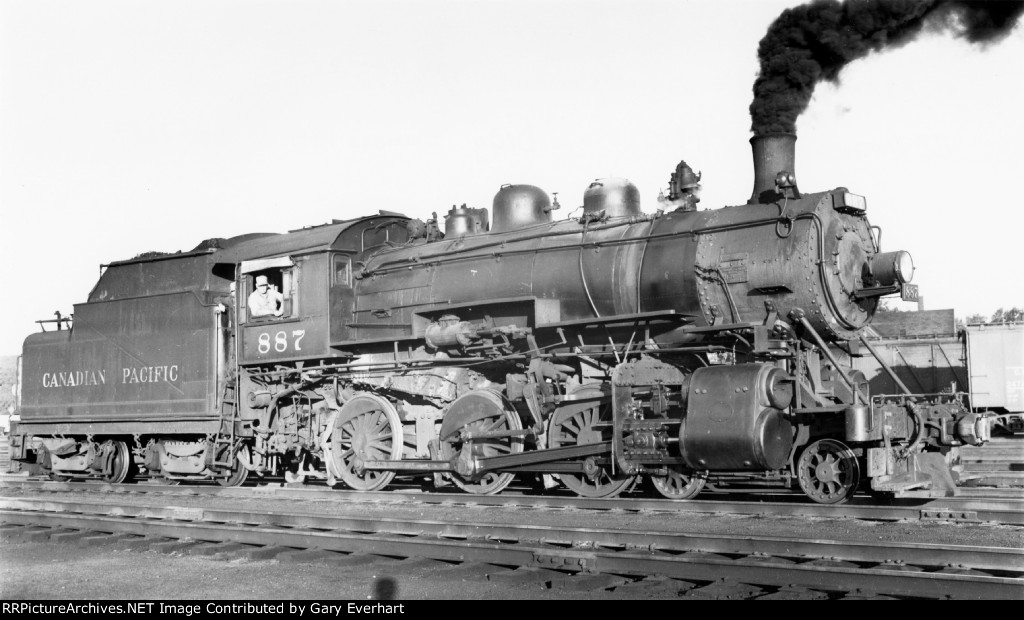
[[211, 214, 411, 367]]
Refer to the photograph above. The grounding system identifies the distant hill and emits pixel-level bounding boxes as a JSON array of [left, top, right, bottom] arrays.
[[0, 355, 17, 415]]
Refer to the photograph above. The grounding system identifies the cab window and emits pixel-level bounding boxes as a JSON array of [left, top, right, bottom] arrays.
[[245, 268, 295, 321], [333, 255, 352, 286]]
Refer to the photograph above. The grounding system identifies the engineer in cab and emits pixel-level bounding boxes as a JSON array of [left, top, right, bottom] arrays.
[[248, 275, 284, 318]]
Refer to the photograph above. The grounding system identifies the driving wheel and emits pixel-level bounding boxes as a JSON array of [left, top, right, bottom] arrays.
[[439, 390, 524, 495], [330, 394, 403, 491], [547, 385, 636, 498]]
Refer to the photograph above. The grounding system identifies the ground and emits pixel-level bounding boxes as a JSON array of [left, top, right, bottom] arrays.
[[1, 484, 1020, 601], [0, 534, 682, 601]]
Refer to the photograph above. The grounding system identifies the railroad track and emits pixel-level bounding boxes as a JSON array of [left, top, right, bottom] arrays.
[[1, 494, 1020, 600], [2, 478, 1022, 525], [961, 436, 1024, 488]]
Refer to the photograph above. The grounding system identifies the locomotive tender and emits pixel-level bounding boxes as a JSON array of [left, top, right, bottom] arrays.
[[9, 134, 992, 503]]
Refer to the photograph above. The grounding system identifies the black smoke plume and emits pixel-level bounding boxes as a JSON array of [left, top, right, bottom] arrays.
[[750, 0, 1024, 134]]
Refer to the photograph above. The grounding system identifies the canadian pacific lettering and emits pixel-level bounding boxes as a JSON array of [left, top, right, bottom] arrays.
[[40, 365, 180, 388], [42, 370, 106, 388], [122, 364, 179, 384]]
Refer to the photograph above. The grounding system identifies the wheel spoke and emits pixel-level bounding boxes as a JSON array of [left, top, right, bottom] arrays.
[[488, 442, 512, 456], [369, 430, 394, 443], [482, 417, 505, 433], [581, 408, 596, 433]]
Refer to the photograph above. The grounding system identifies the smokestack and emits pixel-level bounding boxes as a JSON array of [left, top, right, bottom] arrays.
[[749, 133, 796, 204]]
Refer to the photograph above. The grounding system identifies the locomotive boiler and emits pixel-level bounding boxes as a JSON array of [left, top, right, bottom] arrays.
[[9, 134, 991, 503]]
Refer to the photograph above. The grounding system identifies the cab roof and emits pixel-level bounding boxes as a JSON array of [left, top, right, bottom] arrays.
[[212, 212, 408, 265]]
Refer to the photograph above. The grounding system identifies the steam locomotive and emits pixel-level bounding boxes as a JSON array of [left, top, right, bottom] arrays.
[[9, 134, 992, 503]]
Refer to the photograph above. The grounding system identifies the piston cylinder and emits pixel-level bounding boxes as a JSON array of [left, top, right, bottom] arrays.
[[679, 364, 794, 471]]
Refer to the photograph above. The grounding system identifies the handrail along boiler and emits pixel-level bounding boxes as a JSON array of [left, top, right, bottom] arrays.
[[9, 134, 991, 503]]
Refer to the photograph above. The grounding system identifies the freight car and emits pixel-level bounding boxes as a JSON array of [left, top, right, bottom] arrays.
[[829, 318, 1023, 435], [8, 134, 993, 503], [965, 323, 1024, 434], [832, 312, 966, 406]]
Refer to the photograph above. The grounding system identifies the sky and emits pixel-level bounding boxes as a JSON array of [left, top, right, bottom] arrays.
[[1, 0, 1022, 355]]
